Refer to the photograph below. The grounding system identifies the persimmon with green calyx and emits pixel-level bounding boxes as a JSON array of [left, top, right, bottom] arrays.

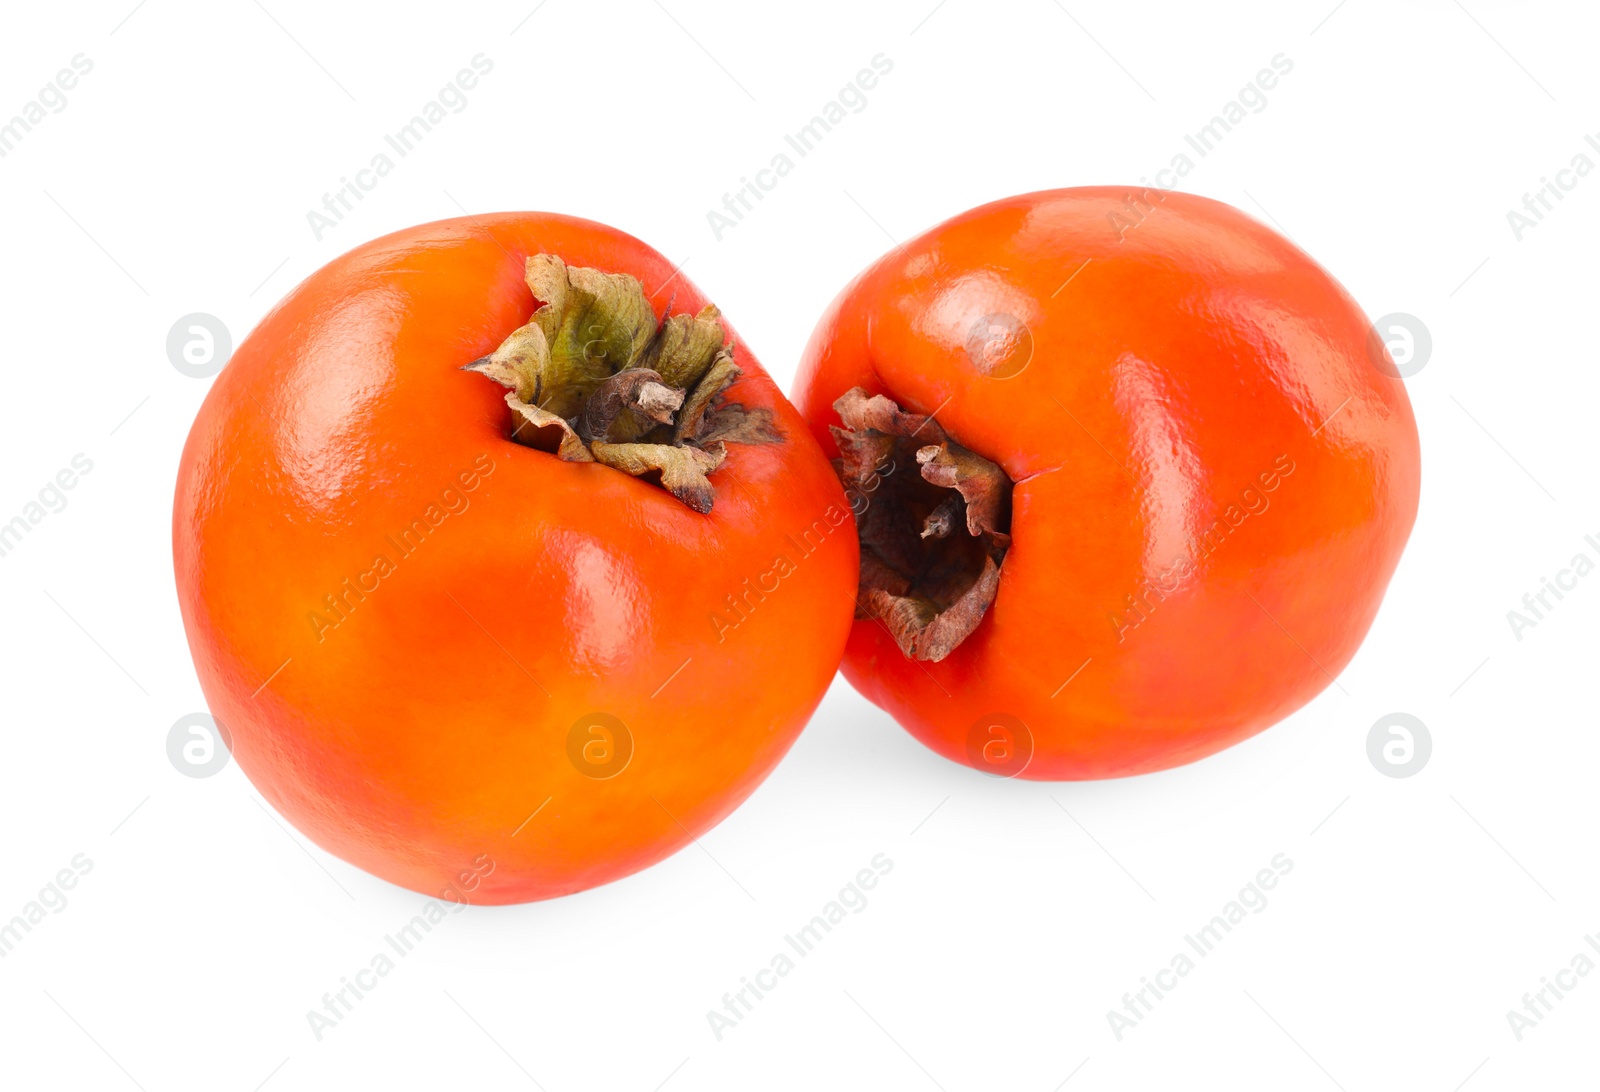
[[461, 252, 783, 512], [173, 213, 857, 903], [794, 187, 1421, 780]]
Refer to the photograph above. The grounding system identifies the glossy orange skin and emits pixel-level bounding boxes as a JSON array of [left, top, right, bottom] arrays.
[[795, 188, 1420, 780], [174, 214, 856, 902]]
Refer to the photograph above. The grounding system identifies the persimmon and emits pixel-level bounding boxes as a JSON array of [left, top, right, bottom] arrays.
[[794, 188, 1421, 779], [173, 214, 856, 903]]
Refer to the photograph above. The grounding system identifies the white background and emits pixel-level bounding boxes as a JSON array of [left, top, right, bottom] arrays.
[[1, 1, 1596, 1089]]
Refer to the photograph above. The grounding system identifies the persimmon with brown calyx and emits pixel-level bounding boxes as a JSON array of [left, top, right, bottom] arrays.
[[173, 213, 857, 903], [794, 187, 1421, 780]]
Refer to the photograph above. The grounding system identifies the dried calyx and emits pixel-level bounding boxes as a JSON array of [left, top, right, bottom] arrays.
[[832, 388, 1013, 662], [466, 254, 780, 513]]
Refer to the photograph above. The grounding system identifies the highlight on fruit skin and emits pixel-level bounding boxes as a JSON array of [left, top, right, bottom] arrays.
[[794, 186, 1421, 781], [172, 213, 858, 903]]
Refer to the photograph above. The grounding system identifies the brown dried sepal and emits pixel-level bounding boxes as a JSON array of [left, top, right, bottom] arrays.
[[832, 386, 1013, 662], [694, 402, 784, 448], [505, 392, 593, 462], [466, 255, 782, 511], [591, 441, 727, 515], [641, 306, 730, 390], [860, 556, 1003, 663], [580, 368, 684, 444], [834, 387, 951, 447]]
